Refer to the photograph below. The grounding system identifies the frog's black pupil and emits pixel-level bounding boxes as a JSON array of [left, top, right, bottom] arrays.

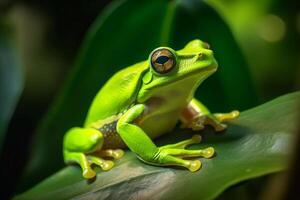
[[155, 56, 169, 64]]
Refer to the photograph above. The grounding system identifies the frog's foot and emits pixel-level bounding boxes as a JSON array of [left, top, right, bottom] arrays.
[[148, 135, 215, 172], [183, 115, 225, 132], [64, 151, 116, 179], [98, 149, 125, 160], [64, 151, 96, 179], [201, 115, 227, 132], [184, 110, 239, 132], [87, 155, 114, 171], [86, 149, 124, 173]]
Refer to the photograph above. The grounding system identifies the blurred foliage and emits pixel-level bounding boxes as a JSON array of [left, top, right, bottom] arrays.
[[15, 91, 300, 200], [0, 22, 23, 149], [208, 0, 300, 100]]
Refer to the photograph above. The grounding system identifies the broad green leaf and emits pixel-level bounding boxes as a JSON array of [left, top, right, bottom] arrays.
[[0, 25, 23, 150], [15, 91, 300, 200], [20, 0, 257, 189]]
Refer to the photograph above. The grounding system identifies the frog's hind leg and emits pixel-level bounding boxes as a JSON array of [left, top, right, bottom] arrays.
[[117, 104, 215, 173], [63, 127, 115, 179]]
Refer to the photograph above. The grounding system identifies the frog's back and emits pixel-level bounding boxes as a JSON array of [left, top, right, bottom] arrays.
[[84, 61, 148, 127]]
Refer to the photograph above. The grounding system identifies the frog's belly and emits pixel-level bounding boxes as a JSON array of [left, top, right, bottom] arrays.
[[139, 110, 180, 139]]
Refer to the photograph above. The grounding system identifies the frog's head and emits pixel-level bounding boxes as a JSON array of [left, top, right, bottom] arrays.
[[141, 39, 218, 92]]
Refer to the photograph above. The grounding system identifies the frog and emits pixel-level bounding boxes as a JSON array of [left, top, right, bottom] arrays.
[[63, 39, 239, 179]]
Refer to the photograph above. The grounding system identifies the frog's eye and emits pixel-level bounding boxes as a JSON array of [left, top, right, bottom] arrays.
[[150, 48, 176, 74]]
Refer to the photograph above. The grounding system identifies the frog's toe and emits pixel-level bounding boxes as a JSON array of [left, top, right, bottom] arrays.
[[231, 110, 240, 118], [202, 147, 215, 158], [102, 160, 114, 171], [83, 168, 96, 179], [191, 123, 205, 131], [160, 135, 202, 150], [213, 122, 227, 132], [191, 134, 202, 143], [112, 149, 124, 159], [187, 160, 202, 172], [214, 110, 240, 122]]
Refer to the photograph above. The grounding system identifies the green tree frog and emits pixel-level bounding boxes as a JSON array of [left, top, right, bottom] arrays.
[[63, 39, 239, 179]]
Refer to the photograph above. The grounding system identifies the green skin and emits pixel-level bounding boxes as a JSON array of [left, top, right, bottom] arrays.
[[63, 39, 239, 179]]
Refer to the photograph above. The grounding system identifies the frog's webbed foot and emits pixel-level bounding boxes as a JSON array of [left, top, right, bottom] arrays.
[[97, 149, 125, 159], [64, 149, 125, 179], [182, 110, 240, 132], [88, 149, 125, 171], [117, 104, 214, 172], [148, 135, 215, 172], [88, 155, 113, 169], [64, 151, 96, 179]]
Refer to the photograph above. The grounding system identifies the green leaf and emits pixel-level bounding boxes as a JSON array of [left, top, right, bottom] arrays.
[[20, 0, 257, 189], [0, 25, 23, 150], [15, 91, 300, 200]]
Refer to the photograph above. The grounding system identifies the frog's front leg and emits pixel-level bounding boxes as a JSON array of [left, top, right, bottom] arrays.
[[117, 104, 214, 172], [180, 98, 239, 132], [63, 127, 124, 179]]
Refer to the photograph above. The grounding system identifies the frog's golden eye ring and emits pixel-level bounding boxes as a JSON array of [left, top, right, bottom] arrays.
[[150, 48, 176, 74]]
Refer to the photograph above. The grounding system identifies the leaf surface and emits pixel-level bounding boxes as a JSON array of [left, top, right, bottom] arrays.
[[15, 92, 300, 200]]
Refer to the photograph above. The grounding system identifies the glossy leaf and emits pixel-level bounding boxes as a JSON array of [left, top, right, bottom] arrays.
[[20, 0, 257, 189], [0, 28, 23, 150], [15, 91, 300, 200]]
